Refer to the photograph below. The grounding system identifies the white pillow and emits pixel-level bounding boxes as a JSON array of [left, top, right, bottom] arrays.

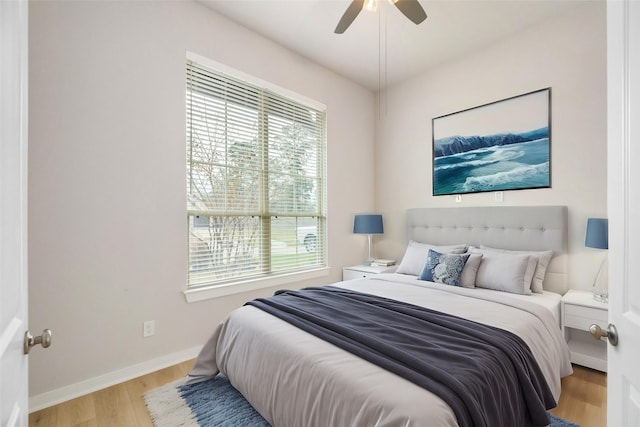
[[458, 253, 483, 288], [470, 249, 536, 295], [479, 245, 553, 293], [396, 241, 468, 276]]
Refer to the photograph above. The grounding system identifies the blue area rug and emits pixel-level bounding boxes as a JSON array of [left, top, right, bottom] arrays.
[[145, 374, 579, 427]]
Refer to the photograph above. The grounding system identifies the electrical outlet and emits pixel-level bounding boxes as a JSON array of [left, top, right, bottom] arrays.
[[455, 194, 462, 203], [143, 320, 155, 338], [495, 191, 504, 202]]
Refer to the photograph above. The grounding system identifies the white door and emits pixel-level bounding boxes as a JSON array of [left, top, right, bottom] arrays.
[[606, 0, 640, 425], [0, 0, 29, 425]]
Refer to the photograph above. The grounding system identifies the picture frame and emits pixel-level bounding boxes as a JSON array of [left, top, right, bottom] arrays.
[[432, 88, 551, 196]]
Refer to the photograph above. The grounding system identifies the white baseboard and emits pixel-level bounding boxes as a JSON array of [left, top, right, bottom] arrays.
[[28, 345, 202, 413]]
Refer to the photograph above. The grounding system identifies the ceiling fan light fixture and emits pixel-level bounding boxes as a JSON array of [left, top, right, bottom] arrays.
[[364, 0, 378, 12], [335, 0, 426, 34]]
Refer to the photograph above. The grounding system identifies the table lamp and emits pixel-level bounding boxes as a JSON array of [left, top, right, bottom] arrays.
[[353, 214, 383, 266], [585, 217, 608, 302]]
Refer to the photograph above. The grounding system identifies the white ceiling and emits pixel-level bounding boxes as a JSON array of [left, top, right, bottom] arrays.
[[198, 0, 587, 91]]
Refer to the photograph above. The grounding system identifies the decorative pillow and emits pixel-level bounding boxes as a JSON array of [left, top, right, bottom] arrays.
[[419, 250, 470, 287], [479, 245, 553, 293], [396, 241, 468, 276], [470, 249, 536, 295], [458, 253, 483, 288]]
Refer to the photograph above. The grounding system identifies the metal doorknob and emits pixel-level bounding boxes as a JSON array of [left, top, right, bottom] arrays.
[[24, 329, 52, 354], [589, 323, 618, 346]]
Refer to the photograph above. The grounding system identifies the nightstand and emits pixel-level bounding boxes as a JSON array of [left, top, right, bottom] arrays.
[[561, 289, 608, 372], [342, 265, 390, 281]]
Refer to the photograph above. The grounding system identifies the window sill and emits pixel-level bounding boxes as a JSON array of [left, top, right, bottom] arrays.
[[183, 267, 331, 303]]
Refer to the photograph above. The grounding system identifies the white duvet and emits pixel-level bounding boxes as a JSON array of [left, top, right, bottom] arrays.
[[187, 274, 573, 427]]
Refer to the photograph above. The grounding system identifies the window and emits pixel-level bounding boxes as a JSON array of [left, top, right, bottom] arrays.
[[186, 55, 327, 296]]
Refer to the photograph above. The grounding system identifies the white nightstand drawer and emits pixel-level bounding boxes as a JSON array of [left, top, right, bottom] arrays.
[[565, 313, 606, 331], [564, 304, 607, 320], [343, 269, 371, 280], [564, 305, 608, 331], [342, 265, 390, 281]]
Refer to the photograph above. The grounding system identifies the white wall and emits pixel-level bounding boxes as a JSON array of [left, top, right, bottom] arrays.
[[374, 2, 607, 290], [28, 1, 374, 401]]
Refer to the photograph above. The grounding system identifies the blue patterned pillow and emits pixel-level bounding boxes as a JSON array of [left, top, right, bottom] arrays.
[[419, 249, 470, 286]]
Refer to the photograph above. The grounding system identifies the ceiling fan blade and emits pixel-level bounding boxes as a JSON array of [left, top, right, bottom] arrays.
[[393, 0, 427, 25], [335, 0, 365, 34]]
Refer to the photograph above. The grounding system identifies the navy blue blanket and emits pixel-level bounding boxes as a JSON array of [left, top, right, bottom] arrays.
[[246, 286, 556, 427]]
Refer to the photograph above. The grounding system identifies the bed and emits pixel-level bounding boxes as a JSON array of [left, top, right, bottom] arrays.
[[186, 206, 573, 427]]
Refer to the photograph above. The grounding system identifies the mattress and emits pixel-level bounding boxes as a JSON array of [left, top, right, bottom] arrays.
[[187, 276, 572, 427]]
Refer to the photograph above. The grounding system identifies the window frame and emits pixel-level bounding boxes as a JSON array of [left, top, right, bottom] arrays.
[[184, 52, 329, 302]]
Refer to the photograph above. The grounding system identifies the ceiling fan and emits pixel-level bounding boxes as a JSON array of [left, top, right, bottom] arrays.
[[335, 0, 427, 34]]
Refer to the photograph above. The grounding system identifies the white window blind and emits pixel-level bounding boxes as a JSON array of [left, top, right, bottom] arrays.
[[186, 59, 327, 289]]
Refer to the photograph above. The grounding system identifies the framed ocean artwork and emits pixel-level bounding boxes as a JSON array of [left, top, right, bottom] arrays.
[[432, 88, 551, 196]]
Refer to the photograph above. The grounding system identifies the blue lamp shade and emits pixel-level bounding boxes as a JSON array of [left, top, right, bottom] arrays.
[[585, 218, 608, 249], [353, 214, 384, 235]]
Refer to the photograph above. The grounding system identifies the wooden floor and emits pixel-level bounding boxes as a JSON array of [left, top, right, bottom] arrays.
[[30, 362, 606, 427], [550, 364, 608, 427], [29, 360, 194, 427]]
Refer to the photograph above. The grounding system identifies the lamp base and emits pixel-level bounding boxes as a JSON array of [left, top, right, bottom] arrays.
[[592, 291, 608, 303], [592, 255, 608, 303], [363, 234, 375, 266]]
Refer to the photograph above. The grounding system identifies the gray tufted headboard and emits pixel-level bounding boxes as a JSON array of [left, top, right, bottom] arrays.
[[406, 206, 568, 295]]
